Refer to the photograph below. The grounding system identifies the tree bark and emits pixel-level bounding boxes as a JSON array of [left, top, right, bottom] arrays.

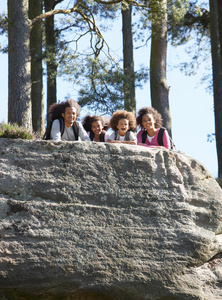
[[121, 4, 136, 114], [29, 0, 44, 134], [210, 0, 222, 178], [8, 0, 32, 128], [150, 0, 171, 136], [44, 0, 57, 112], [217, 0, 222, 71]]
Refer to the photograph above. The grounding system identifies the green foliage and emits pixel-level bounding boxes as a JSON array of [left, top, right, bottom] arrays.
[[77, 57, 148, 115], [0, 122, 39, 139], [0, 13, 8, 53], [169, 1, 209, 46], [78, 58, 125, 114]]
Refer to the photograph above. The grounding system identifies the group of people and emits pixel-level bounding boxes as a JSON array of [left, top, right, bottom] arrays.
[[46, 99, 171, 149]]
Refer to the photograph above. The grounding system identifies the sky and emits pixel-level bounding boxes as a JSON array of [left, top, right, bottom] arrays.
[[0, 1, 218, 178]]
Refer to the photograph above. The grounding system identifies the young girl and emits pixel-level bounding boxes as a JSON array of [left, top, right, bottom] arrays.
[[136, 107, 171, 149], [82, 115, 109, 142], [107, 110, 137, 145]]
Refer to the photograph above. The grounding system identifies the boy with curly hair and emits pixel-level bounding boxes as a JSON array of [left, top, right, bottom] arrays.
[[44, 99, 90, 141], [107, 110, 137, 145]]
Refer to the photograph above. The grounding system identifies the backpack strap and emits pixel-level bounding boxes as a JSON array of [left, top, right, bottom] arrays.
[[89, 131, 94, 141], [157, 127, 165, 146], [100, 131, 106, 142], [125, 131, 131, 141], [114, 130, 131, 141], [114, 130, 118, 140], [58, 117, 65, 137], [59, 118, 79, 140], [142, 130, 148, 144], [42, 120, 52, 140], [89, 131, 105, 142], [72, 122, 79, 141]]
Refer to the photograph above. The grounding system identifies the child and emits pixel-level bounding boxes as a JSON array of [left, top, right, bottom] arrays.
[[136, 107, 171, 149], [82, 115, 109, 142], [107, 110, 137, 145]]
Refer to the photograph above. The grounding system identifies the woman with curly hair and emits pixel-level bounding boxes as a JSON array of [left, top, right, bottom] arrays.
[[107, 110, 137, 145], [136, 107, 171, 149], [82, 115, 109, 142], [44, 99, 90, 141]]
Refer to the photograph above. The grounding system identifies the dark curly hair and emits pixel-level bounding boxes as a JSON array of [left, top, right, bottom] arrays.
[[82, 115, 109, 132], [109, 110, 136, 131], [136, 107, 162, 129], [48, 100, 81, 121]]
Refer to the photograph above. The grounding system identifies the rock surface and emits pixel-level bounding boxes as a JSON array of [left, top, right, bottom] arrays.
[[0, 138, 221, 300]]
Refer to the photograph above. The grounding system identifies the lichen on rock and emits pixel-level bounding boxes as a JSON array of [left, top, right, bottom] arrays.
[[0, 139, 221, 300]]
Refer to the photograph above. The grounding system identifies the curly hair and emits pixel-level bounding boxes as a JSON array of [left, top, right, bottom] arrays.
[[136, 107, 162, 129], [82, 115, 108, 132], [109, 110, 136, 131], [48, 100, 81, 121]]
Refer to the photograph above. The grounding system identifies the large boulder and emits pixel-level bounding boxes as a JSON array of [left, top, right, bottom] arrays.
[[0, 139, 221, 300]]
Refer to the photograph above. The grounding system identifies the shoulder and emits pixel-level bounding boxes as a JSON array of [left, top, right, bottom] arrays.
[[128, 131, 136, 140], [137, 130, 144, 136], [52, 119, 60, 127], [74, 121, 80, 127], [159, 127, 169, 137]]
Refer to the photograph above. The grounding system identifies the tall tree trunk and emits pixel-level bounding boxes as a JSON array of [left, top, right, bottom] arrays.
[[210, 0, 222, 178], [121, 4, 136, 114], [8, 0, 31, 128], [44, 0, 57, 112], [150, 0, 171, 136], [217, 0, 222, 71], [29, 0, 44, 134]]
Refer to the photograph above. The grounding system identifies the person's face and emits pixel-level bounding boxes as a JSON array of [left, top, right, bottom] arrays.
[[62, 106, 77, 127], [117, 118, 129, 136], [91, 120, 103, 136], [142, 114, 155, 130]]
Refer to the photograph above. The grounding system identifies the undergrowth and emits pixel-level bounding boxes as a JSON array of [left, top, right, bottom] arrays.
[[0, 122, 40, 139]]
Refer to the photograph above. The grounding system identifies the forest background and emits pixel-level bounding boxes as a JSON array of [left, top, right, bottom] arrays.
[[0, 0, 218, 177]]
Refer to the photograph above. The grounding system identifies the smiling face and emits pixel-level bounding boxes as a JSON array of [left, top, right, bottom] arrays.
[[62, 106, 77, 127], [142, 113, 156, 131], [91, 120, 103, 136], [117, 118, 129, 136]]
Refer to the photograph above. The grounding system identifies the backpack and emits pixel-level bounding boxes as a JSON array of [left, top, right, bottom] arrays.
[[43, 117, 79, 140], [89, 130, 106, 142], [114, 130, 131, 141], [141, 127, 175, 150]]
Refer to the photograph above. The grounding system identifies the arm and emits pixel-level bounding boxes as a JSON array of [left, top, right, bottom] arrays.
[[104, 133, 109, 142], [162, 130, 171, 149], [120, 131, 137, 145], [77, 122, 91, 141], [107, 131, 117, 143], [51, 119, 61, 141], [121, 140, 137, 145], [137, 130, 146, 146]]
